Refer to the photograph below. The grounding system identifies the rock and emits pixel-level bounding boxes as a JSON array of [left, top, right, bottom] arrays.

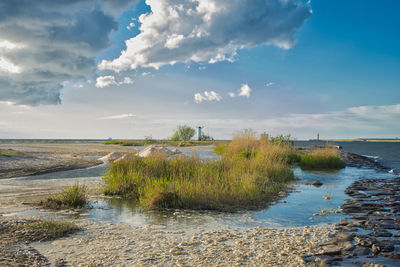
[[354, 236, 373, 247], [371, 244, 380, 255], [320, 245, 342, 256], [353, 246, 370, 256], [99, 152, 124, 162], [301, 180, 323, 187], [381, 252, 400, 260]]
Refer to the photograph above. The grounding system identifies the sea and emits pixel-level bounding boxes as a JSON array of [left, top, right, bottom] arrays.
[[294, 140, 400, 174]]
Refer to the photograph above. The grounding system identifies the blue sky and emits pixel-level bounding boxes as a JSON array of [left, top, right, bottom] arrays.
[[0, 0, 399, 139]]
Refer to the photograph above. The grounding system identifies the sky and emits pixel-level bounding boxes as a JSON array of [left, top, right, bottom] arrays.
[[0, 0, 399, 140]]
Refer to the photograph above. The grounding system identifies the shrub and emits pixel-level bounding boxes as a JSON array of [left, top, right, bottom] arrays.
[[40, 184, 88, 209]]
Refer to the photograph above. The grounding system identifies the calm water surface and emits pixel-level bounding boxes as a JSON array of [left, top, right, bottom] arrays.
[[5, 142, 399, 230], [295, 140, 400, 174]]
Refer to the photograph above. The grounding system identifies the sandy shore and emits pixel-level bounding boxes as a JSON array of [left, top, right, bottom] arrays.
[[0, 172, 337, 266], [0, 143, 136, 179], [31, 219, 334, 267], [3, 142, 368, 266]]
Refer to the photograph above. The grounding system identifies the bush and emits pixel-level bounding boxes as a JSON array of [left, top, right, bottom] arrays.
[[40, 184, 88, 209], [171, 125, 196, 141]]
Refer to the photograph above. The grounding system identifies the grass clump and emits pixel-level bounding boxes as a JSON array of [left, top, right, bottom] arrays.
[[299, 148, 345, 170], [0, 148, 26, 157], [103, 130, 296, 211], [12, 220, 80, 242], [40, 184, 88, 209]]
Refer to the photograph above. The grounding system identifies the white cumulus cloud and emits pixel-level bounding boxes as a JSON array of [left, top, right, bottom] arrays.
[[194, 90, 222, 103], [238, 83, 251, 98], [96, 76, 117, 88], [229, 83, 252, 98], [119, 77, 134, 85], [96, 76, 134, 88], [99, 0, 311, 72]]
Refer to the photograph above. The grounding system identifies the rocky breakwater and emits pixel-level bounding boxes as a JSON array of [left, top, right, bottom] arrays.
[[305, 176, 400, 266]]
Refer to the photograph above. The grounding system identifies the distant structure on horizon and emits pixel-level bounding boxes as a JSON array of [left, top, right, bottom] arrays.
[[317, 133, 320, 141], [197, 126, 204, 141]]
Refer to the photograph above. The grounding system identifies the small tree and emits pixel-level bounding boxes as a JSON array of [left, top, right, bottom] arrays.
[[171, 125, 195, 141]]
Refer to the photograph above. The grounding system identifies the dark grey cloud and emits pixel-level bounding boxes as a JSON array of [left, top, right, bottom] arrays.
[[0, 0, 137, 105]]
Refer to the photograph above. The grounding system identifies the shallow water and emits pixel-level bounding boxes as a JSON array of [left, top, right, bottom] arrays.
[[4, 145, 398, 231], [81, 166, 396, 231], [12, 148, 219, 181]]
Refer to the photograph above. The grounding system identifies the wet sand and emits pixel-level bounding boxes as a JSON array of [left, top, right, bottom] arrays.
[[3, 142, 392, 266], [0, 143, 136, 179], [0, 142, 339, 266], [32, 220, 334, 267]]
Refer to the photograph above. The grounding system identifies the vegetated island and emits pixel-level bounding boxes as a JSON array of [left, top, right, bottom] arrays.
[[103, 130, 345, 212]]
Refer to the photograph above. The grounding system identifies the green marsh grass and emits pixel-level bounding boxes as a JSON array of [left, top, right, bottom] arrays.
[[103, 131, 296, 211], [299, 148, 345, 170], [40, 184, 88, 209]]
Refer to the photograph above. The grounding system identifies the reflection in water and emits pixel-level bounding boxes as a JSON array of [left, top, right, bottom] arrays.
[[84, 167, 396, 231], [5, 146, 398, 231]]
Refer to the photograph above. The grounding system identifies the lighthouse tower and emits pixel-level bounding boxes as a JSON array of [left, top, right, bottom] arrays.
[[197, 126, 203, 141]]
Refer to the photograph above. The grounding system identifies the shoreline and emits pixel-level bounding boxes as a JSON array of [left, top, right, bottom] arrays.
[[0, 143, 137, 179], [0, 143, 398, 266]]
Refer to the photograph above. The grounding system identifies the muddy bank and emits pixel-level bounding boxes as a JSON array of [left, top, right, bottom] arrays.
[[0, 143, 136, 179]]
